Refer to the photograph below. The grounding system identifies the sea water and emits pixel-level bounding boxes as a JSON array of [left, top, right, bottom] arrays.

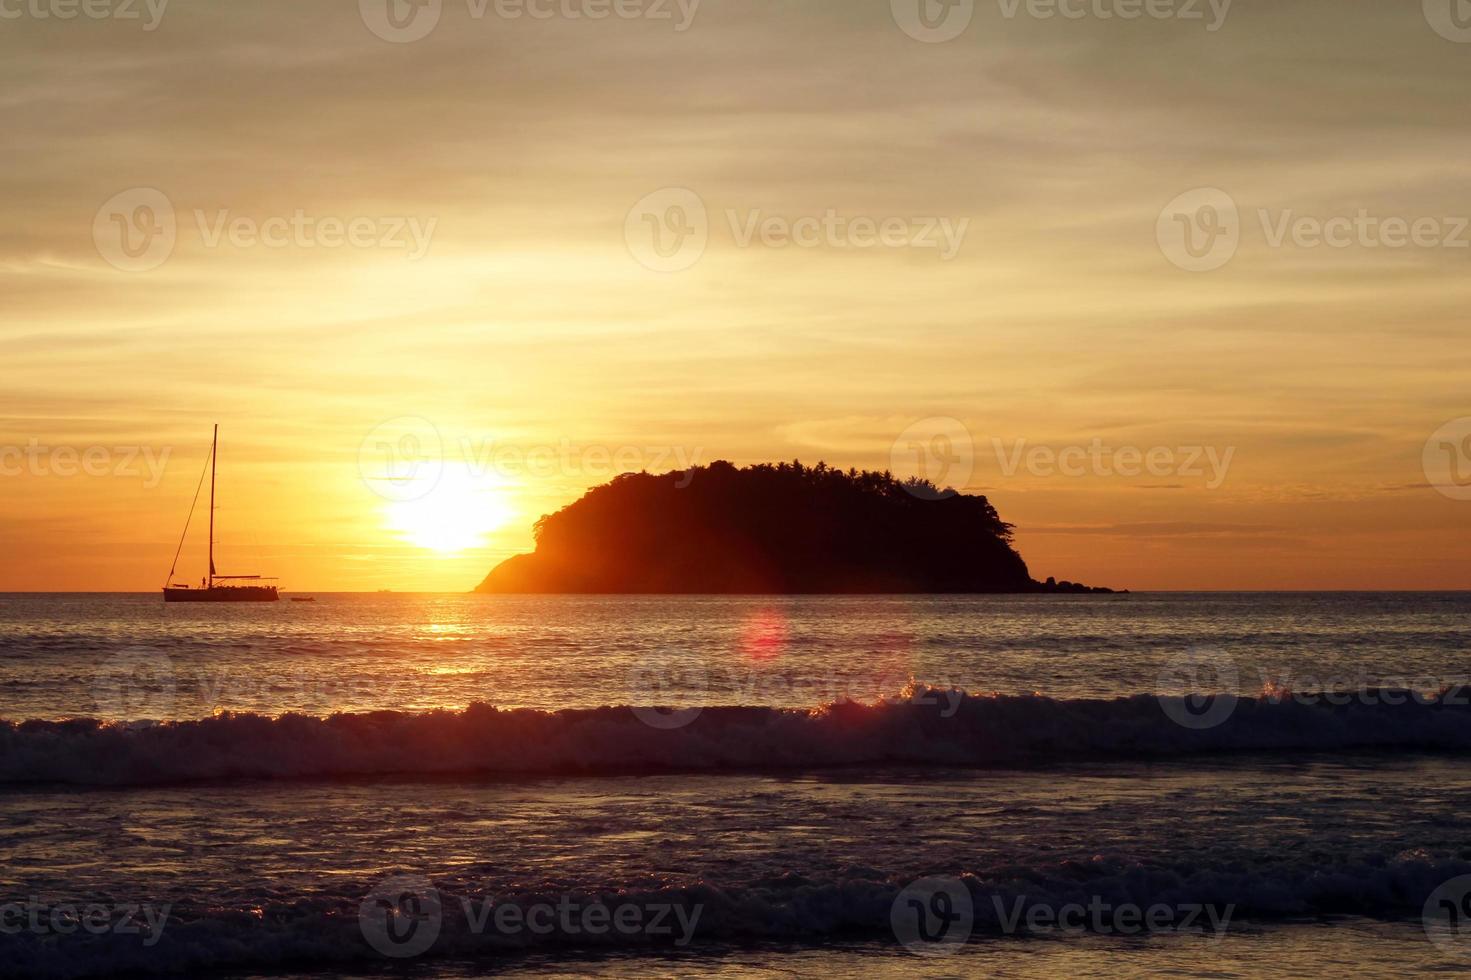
[[2, 592, 1469, 977]]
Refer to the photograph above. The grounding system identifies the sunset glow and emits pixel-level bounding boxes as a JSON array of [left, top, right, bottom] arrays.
[[7, 4, 1471, 977], [2, 3, 1469, 593], [383, 464, 514, 555]]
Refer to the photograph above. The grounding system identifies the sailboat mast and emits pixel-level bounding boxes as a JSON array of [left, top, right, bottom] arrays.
[[208, 423, 217, 588]]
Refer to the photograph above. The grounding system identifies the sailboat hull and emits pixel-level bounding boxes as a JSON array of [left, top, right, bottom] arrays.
[[162, 426, 280, 603], [163, 586, 279, 603]]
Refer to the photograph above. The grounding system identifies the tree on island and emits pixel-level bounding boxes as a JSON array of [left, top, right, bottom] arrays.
[[478, 460, 1115, 594]]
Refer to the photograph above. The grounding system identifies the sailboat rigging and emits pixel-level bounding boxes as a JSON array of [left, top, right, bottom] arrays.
[[162, 425, 279, 602]]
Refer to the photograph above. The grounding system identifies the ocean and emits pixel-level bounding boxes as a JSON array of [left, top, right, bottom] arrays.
[[2, 592, 1470, 977]]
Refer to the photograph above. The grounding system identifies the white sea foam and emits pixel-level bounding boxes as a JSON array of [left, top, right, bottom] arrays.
[[3, 851, 1468, 979], [4, 684, 1471, 787]]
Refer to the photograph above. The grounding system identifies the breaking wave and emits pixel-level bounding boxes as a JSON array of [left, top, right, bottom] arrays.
[[5, 683, 1471, 786], [4, 850, 1469, 979]]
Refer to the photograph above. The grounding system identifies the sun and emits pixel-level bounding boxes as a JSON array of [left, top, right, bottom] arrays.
[[383, 463, 514, 554]]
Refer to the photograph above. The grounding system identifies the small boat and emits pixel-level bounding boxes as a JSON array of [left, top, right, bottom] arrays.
[[162, 425, 279, 603], [290, 597, 316, 603]]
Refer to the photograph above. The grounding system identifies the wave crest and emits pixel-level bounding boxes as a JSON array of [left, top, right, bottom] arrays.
[[4, 852, 1469, 979], [5, 684, 1471, 786]]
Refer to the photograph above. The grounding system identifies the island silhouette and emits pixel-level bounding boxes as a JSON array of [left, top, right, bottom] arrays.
[[477, 460, 1115, 594]]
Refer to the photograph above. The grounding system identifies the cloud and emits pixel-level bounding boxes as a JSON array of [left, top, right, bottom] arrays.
[[2, 0, 1469, 588], [1030, 522, 1287, 537]]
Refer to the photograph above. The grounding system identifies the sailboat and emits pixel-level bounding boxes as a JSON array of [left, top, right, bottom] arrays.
[[162, 424, 279, 602]]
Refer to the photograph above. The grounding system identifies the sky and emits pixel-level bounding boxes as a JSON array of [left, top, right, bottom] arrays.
[[2, 0, 1470, 592]]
